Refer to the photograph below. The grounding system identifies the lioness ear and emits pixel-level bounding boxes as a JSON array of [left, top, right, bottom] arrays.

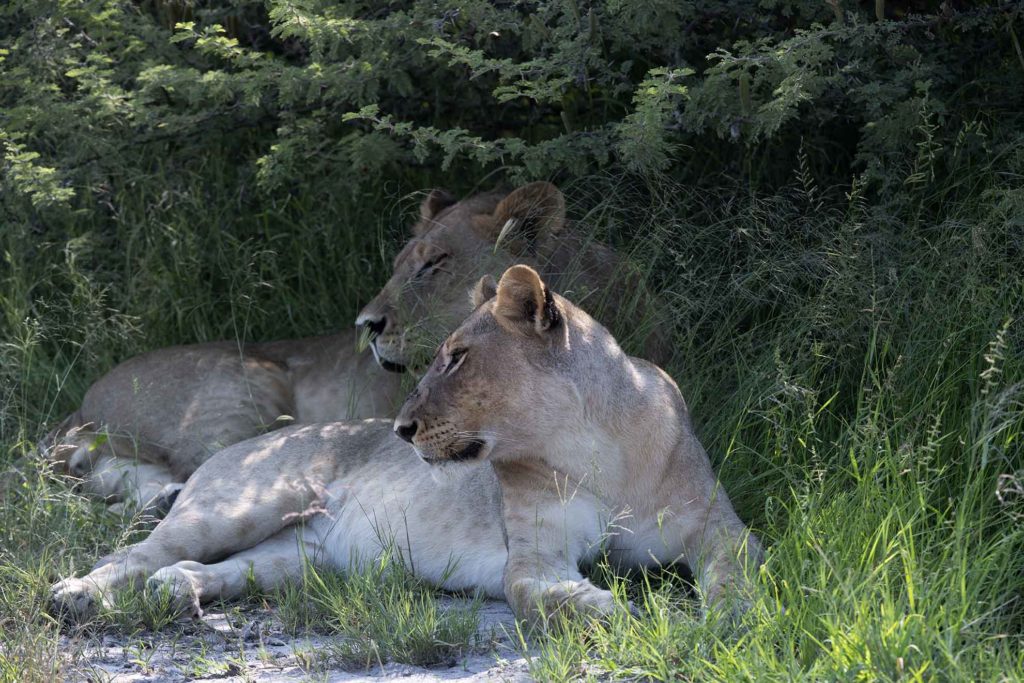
[[470, 274, 498, 309], [413, 189, 457, 235], [494, 265, 561, 335], [489, 182, 566, 254]]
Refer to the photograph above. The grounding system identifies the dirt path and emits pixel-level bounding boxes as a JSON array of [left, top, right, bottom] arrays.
[[61, 600, 532, 682]]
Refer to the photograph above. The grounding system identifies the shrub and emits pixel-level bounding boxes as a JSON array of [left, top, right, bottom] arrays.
[[2, 1, 1021, 216]]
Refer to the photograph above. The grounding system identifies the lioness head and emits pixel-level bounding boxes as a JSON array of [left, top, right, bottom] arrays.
[[356, 182, 567, 372], [394, 264, 611, 464]]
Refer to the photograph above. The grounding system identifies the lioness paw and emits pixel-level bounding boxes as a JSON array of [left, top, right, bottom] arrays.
[[560, 581, 620, 620], [50, 577, 104, 623], [511, 577, 629, 628], [146, 565, 202, 619]]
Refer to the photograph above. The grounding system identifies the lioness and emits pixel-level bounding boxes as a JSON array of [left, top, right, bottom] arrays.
[[44, 333, 404, 511], [357, 181, 669, 372], [50, 265, 761, 627]]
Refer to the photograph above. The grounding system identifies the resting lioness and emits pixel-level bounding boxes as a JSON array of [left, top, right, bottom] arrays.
[[50, 265, 761, 627], [357, 181, 669, 372]]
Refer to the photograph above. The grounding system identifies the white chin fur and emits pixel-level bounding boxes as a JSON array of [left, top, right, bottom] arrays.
[[426, 459, 480, 485]]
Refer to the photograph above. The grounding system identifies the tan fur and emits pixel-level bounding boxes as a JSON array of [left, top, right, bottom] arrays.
[[51, 266, 760, 628], [356, 182, 670, 373], [42, 332, 406, 511]]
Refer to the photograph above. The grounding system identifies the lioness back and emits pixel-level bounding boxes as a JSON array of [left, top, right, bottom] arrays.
[[45, 331, 404, 507], [74, 342, 293, 478]]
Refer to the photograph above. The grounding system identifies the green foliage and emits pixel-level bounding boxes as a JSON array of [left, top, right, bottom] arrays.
[[2, 1, 1021, 215]]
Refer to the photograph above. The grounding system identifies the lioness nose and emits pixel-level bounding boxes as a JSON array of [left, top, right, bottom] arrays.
[[356, 313, 387, 337], [394, 419, 419, 443]]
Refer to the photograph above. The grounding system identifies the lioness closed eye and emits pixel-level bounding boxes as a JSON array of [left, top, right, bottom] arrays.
[[50, 265, 761, 628]]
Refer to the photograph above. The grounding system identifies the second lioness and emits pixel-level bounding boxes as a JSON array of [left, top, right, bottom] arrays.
[[357, 180, 669, 372], [51, 265, 761, 627]]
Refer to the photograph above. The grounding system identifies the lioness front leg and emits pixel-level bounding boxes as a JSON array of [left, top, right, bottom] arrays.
[[504, 569, 620, 628], [498, 474, 619, 627], [145, 529, 314, 617], [51, 448, 311, 623], [672, 478, 764, 618]]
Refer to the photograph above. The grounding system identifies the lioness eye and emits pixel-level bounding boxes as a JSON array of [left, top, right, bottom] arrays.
[[416, 254, 448, 278], [445, 348, 467, 374]]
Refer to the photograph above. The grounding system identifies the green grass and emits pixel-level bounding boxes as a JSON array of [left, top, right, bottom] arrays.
[[1, 154, 1023, 680], [288, 555, 483, 669]]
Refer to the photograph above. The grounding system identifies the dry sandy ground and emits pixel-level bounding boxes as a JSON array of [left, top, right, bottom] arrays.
[[59, 599, 533, 682]]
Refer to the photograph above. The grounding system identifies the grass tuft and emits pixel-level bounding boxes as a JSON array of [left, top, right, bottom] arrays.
[[274, 552, 483, 669]]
